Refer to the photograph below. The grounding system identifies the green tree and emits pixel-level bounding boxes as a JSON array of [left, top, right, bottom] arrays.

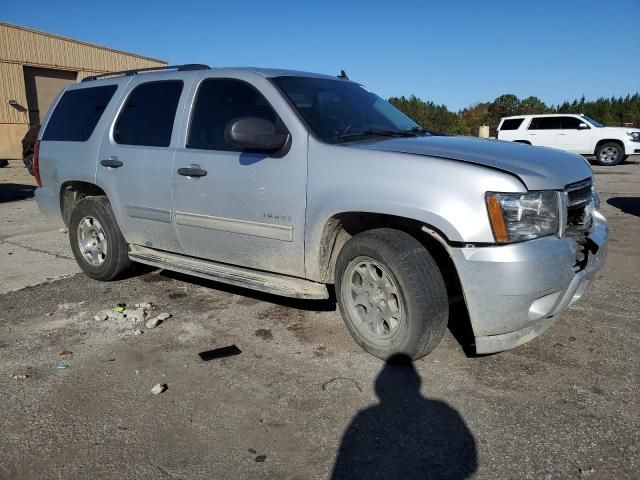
[[519, 96, 548, 115], [388, 95, 470, 135]]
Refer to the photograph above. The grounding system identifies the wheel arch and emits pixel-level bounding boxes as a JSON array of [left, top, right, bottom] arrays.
[[312, 211, 460, 284], [59, 181, 108, 226], [595, 138, 625, 154]]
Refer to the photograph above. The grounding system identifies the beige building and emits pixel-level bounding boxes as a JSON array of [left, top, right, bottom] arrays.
[[0, 22, 166, 159]]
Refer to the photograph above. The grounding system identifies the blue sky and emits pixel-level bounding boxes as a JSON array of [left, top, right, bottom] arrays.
[[3, 0, 639, 111]]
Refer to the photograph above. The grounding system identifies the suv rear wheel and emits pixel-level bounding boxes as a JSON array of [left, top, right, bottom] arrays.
[[69, 196, 132, 280], [595, 142, 625, 166], [335, 228, 449, 360]]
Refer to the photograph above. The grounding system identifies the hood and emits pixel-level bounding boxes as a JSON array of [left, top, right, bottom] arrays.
[[601, 126, 640, 133], [349, 135, 592, 190]]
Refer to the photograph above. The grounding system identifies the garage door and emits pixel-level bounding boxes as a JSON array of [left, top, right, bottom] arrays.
[[23, 67, 77, 125]]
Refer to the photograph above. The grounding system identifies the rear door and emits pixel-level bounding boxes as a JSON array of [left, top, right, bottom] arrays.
[[96, 74, 192, 253], [171, 74, 308, 277], [526, 117, 560, 148]]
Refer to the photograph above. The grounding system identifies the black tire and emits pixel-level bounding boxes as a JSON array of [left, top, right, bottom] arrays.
[[23, 154, 34, 175], [69, 196, 132, 281], [335, 229, 449, 360], [595, 142, 625, 166]]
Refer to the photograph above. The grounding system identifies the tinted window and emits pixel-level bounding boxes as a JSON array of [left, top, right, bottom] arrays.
[[528, 117, 560, 130], [42, 85, 117, 142], [115, 81, 183, 147], [499, 118, 524, 130], [188, 79, 282, 151], [560, 117, 584, 129]]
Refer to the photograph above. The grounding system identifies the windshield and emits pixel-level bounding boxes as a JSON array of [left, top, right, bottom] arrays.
[[272, 76, 426, 143], [583, 115, 604, 128]]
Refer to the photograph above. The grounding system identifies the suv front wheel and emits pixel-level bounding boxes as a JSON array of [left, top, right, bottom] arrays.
[[335, 228, 449, 360], [69, 196, 132, 281], [595, 142, 625, 166]]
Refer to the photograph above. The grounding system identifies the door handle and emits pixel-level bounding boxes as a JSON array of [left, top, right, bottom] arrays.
[[100, 157, 123, 168], [178, 165, 207, 177]]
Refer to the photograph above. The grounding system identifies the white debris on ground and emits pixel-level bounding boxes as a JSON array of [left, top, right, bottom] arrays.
[[150, 383, 167, 395], [145, 317, 161, 329], [58, 227, 68, 234], [93, 302, 172, 335]]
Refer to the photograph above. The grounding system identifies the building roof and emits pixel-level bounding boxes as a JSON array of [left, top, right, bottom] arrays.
[[0, 21, 166, 64]]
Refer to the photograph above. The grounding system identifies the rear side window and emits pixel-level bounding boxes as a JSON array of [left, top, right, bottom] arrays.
[[42, 85, 117, 142], [528, 117, 560, 130], [187, 78, 281, 151], [114, 81, 183, 147], [499, 118, 524, 131]]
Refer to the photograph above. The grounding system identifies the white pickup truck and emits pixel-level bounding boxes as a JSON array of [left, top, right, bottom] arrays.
[[497, 114, 640, 166]]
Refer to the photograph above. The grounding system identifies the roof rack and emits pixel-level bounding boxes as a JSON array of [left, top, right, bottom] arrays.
[[82, 64, 211, 82]]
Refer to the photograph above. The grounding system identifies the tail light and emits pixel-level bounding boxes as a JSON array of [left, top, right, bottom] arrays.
[[33, 140, 42, 187]]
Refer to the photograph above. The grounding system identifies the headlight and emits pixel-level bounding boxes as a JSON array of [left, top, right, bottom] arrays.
[[486, 191, 559, 243], [627, 131, 640, 142]]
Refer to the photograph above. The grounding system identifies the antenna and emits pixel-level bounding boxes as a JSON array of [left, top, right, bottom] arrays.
[[337, 70, 349, 80]]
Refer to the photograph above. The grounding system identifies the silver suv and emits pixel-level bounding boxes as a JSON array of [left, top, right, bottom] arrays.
[[34, 65, 608, 359]]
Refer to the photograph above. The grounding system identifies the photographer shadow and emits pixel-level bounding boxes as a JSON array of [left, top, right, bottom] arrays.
[[331, 354, 477, 480]]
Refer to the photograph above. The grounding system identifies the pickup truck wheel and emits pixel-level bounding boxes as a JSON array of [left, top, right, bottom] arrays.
[[335, 229, 448, 360], [595, 142, 624, 166], [69, 196, 132, 281]]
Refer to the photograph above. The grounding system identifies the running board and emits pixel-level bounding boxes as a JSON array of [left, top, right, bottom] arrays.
[[128, 245, 329, 300]]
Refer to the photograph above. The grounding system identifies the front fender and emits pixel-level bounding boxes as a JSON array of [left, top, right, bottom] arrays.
[[304, 138, 527, 281]]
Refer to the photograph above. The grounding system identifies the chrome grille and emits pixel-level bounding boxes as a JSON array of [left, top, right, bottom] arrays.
[[564, 178, 593, 234]]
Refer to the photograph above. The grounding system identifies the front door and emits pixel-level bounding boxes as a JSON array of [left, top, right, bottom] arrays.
[[172, 76, 307, 277], [97, 76, 190, 253], [555, 116, 592, 154]]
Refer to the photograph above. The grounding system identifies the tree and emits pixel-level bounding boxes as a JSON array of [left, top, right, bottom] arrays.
[[519, 96, 548, 115], [388, 95, 470, 135], [486, 94, 520, 133], [460, 102, 491, 137], [386, 91, 640, 136]]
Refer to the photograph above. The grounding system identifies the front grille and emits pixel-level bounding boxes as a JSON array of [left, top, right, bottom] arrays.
[[563, 178, 594, 271], [564, 178, 593, 234]]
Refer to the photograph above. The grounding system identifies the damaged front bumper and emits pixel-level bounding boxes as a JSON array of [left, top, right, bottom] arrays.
[[450, 211, 608, 354]]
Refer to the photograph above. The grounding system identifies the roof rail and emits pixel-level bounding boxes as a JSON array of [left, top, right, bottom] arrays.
[[82, 64, 211, 82]]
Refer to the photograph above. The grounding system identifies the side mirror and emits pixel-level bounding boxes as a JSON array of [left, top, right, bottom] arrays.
[[578, 122, 589, 130], [225, 117, 289, 152]]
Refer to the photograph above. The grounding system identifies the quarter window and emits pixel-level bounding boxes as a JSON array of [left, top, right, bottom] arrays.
[[114, 81, 183, 147], [187, 78, 283, 151], [499, 118, 524, 131], [42, 85, 117, 142]]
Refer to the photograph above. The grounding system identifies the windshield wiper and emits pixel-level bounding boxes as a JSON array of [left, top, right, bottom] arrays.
[[335, 128, 425, 141]]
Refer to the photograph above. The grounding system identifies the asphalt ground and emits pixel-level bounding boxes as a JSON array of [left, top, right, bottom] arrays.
[[0, 158, 638, 479]]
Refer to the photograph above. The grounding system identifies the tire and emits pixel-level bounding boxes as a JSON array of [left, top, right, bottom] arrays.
[[335, 228, 449, 360], [69, 196, 132, 281], [23, 154, 34, 175], [595, 142, 625, 166]]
